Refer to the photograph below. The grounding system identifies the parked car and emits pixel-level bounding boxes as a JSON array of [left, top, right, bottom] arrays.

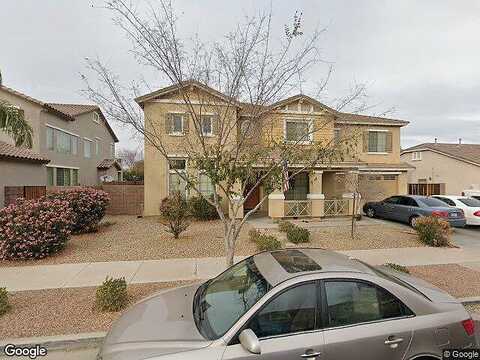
[[462, 189, 480, 201], [363, 195, 466, 228], [97, 249, 477, 360], [432, 195, 480, 226]]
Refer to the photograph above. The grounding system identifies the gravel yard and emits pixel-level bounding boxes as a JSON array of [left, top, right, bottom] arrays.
[[408, 264, 480, 298], [0, 281, 195, 339], [0, 215, 257, 267]]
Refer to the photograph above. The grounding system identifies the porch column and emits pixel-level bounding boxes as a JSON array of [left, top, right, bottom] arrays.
[[308, 170, 325, 217], [268, 188, 285, 218], [228, 181, 244, 219]]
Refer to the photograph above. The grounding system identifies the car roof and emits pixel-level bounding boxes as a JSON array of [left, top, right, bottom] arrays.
[[433, 195, 464, 200], [253, 248, 375, 286]]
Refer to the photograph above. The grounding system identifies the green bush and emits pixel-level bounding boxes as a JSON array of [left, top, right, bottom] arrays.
[[384, 263, 410, 274], [189, 196, 219, 221], [278, 220, 295, 233], [248, 228, 261, 243], [0, 287, 10, 316], [256, 234, 282, 251], [96, 277, 128, 312], [159, 192, 190, 239], [415, 216, 451, 247], [287, 225, 311, 244]]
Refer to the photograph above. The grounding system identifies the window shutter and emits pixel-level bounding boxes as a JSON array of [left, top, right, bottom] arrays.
[[212, 115, 219, 135], [363, 131, 369, 152], [164, 113, 172, 134], [183, 113, 190, 134], [386, 132, 393, 152]]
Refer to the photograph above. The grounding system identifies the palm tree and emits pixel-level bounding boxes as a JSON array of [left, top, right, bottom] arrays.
[[0, 100, 33, 148]]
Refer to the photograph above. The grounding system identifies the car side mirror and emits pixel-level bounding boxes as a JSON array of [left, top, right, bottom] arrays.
[[239, 329, 261, 354]]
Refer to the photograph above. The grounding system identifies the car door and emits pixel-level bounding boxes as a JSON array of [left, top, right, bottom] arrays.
[[397, 197, 420, 223], [380, 196, 402, 220], [222, 282, 324, 360], [321, 279, 413, 360]]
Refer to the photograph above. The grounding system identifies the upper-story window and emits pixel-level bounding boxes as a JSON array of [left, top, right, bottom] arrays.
[[93, 112, 100, 124], [412, 151, 422, 161], [46, 125, 78, 155], [110, 143, 115, 158], [285, 119, 312, 143], [46, 127, 54, 150], [84, 138, 92, 158], [165, 113, 188, 136], [201, 115, 213, 136], [334, 128, 341, 144], [365, 130, 392, 153], [95, 138, 101, 156]]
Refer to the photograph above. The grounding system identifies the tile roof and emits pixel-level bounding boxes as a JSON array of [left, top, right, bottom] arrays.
[[335, 112, 409, 126], [98, 158, 122, 169], [0, 141, 50, 163], [46, 103, 99, 117], [402, 143, 480, 166]]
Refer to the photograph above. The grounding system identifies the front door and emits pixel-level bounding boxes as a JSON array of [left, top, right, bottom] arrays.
[[244, 184, 260, 210]]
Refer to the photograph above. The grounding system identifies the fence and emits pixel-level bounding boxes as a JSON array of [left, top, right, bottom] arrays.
[[4, 186, 46, 206], [284, 200, 312, 217], [101, 183, 144, 215], [324, 199, 349, 216]]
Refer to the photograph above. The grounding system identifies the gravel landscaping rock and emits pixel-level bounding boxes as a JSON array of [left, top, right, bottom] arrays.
[[0, 281, 195, 339], [0, 216, 257, 267], [465, 303, 480, 315], [408, 264, 480, 298]]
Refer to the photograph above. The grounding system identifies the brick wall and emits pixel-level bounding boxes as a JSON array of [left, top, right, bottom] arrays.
[[4, 186, 25, 207]]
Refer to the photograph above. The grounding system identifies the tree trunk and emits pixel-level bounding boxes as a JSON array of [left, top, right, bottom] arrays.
[[351, 193, 356, 239]]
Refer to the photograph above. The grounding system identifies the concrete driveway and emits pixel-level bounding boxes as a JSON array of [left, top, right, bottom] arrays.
[[452, 226, 480, 249]]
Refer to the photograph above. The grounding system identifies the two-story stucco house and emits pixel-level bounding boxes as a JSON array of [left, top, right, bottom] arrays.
[[0, 84, 121, 189], [136, 81, 411, 218]]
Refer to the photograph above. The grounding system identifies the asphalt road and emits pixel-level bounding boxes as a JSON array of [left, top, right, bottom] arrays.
[[0, 346, 99, 360]]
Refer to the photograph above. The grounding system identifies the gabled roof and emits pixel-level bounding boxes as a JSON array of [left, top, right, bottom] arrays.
[[97, 158, 122, 170], [402, 143, 480, 167], [269, 93, 338, 114], [0, 141, 50, 163], [335, 112, 409, 126], [135, 79, 240, 106]]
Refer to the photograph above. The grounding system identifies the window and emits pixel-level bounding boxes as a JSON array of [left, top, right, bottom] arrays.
[[168, 114, 184, 135], [399, 197, 418, 207], [93, 112, 100, 123], [417, 197, 448, 207], [324, 280, 411, 328], [201, 115, 213, 136], [367, 131, 390, 153], [459, 197, 480, 207], [334, 128, 341, 144], [46, 127, 54, 151], [47, 167, 54, 186], [240, 120, 252, 137], [248, 283, 317, 338], [49, 167, 79, 186], [285, 120, 311, 143], [95, 139, 100, 156], [57, 130, 72, 154], [110, 143, 115, 157], [384, 196, 402, 204], [168, 158, 187, 197], [412, 152, 422, 161], [383, 174, 396, 181], [199, 173, 214, 196], [271, 250, 322, 273], [84, 139, 92, 158], [72, 169, 79, 186], [72, 136, 77, 155], [300, 103, 312, 113]]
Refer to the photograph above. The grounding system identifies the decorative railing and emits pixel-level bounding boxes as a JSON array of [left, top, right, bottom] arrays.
[[324, 199, 349, 216], [284, 200, 312, 217]]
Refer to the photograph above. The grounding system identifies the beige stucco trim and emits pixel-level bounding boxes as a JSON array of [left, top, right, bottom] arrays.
[[46, 164, 80, 169], [45, 123, 80, 137]]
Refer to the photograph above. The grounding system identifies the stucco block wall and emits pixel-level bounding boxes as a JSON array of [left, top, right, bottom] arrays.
[[401, 150, 480, 195], [0, 159, 47, 206]]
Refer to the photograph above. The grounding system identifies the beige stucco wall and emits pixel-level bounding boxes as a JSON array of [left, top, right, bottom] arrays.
[[0, 159, 47, 206], [401, 150, 480, 195]]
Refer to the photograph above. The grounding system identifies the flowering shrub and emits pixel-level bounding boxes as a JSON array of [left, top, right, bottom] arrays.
[[47, 188, 110, 234], [415, 216, 451, 247], [0, 198, 73, 260]]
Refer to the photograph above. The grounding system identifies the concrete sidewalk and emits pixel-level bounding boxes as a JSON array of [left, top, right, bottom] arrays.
[[3, 246, 480, 292]]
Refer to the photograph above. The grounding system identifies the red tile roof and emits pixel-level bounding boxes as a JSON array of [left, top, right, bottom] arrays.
[[0, 141, 50, 163], [46, 103, 99, 117], [97, 158, 122, 170]]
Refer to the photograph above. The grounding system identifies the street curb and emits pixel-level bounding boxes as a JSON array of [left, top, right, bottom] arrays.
[[459, 296, 480, 304], [0, 332, 106, 353]]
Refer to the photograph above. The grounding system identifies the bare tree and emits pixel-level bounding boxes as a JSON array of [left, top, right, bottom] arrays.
[[82, 0, 368, 265], [117, 148, 140, 169]]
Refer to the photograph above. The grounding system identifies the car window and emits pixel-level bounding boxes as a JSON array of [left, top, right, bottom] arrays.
[[434, 197, 456, 207], [459, 198, 480, 207], [384, 196, 402, 204], [324, 280, 411, 328], [248, 283, 317, 338], [417, 197, 448, 207], [399, 197, 418, 207]]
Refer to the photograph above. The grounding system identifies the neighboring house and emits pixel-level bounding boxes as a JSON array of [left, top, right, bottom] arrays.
[[401, 142, 480, 195], [0, 85, 120, 187], [0, 141, 50, 206], [136, 81, 411, 218]]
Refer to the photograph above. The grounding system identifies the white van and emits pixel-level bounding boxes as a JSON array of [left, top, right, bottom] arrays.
[[462, 189, 480, 201]]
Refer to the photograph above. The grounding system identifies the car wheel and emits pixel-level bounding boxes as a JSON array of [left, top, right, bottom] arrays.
[[365, 207, 375, 218], [409, 216, 419, 228]]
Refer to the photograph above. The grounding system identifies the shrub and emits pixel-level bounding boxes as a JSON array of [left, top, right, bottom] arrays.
[[384, 263, 410, 274], [248, 228, 261, 243], [159, 192, 190, 239], [0, 287, 10, 316], [287, 225, 311, 244], [256, 234, 282, 251], [96, 277, 128, 312], [0, 198, 73, 260], [415, 216, 451, 247], [278, 220, 295, 233], [189, 196, 219, 221], [47, 188, 110, 234]]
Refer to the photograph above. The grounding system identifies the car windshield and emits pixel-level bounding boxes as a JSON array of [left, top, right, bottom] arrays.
[[459, 198, 480, 207], [193, 257, 271, 340], [417, 197, 448, 207]]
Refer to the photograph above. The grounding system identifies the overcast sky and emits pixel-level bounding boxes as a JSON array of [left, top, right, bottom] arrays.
[[1, 0, 479, 151]]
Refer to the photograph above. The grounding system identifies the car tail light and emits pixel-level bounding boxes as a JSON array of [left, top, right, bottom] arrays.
[[462, 318, 475, 336], [431, 210, 449, 218], [474, 211, 480, 217]]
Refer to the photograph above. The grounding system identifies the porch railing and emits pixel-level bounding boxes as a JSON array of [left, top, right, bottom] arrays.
[[284, 200, 312, 217], [324, 199, 349, 216]]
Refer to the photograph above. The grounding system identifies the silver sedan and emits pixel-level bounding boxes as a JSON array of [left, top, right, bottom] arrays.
[[97, 249, 478, 360]]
